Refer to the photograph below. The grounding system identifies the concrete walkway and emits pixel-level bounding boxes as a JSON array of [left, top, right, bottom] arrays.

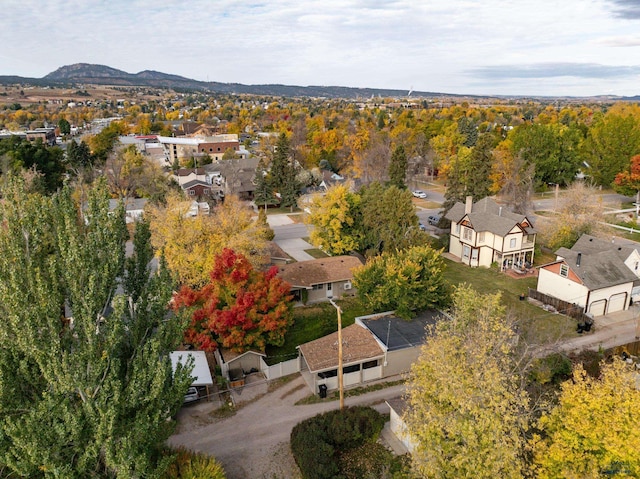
[[274, 237, 316, 261]]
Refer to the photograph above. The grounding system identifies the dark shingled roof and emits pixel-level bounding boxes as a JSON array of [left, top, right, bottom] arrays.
[[571, 234, 636, 262], [359, 310, 441, 352], [555, 247, 637, 290], [445, 197, 536, 236]]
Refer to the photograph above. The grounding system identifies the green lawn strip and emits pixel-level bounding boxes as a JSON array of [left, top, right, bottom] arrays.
[[295, 379, 405, 406], [265, 297, 372, 365], [442, 259, 577, 344], [304, 248, 329, 258], [265, 206, 303, 215]]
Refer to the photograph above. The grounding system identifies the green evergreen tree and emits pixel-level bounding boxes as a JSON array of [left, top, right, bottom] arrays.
[[388, 144, 407, 189], [466, 134, 495, 201], [0, 179, 192, 478]]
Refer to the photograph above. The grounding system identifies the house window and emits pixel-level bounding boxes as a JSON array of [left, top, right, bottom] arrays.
[[188, 190, 195, 196], [463, 227, 472, 241], [560, 264, 569, 277], [343, 364, 360, 374], [327, 283, 332, 292], [318, 369, 337, 379], [362, 360, 378, 369], [462, 245, 471, 259], [312, 284, 324, 290], [455, 223, 461, 234], [478, 232, 485, 243], [527, 234, 535, 243], [635, 262, 639, 272], [510, 238, 517, 248]]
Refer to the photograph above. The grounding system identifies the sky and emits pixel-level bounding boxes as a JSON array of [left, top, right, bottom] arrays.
[[3, 0, 640, 97]]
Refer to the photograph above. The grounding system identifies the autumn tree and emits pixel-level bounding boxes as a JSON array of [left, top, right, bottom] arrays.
[[147, 193, 269, 287], [173, 248, 293, 352], [353, 245, 448, 319], [538, 182, 611, 250], [492, 145, 535, 215], [532, 358, 640, 478], [405, 286, 530, 479], [306, 183, 364, 255], [613, 154, 640, 201], [0, 179, 192, 477], [582, 105, 640, 186], [387, 144, 407, 189]]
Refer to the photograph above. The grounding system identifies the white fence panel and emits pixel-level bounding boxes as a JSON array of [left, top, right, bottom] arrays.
[[261, 357, 300, 380]]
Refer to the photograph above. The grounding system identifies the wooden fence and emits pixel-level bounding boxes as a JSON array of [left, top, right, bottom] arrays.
[[528, 288, 592, 323]]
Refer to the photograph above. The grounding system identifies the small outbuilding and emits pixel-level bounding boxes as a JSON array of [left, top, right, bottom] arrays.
[[170, 350, 214, 400]]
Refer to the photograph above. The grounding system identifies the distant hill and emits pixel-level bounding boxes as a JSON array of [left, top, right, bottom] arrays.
[[1, 63, 445, 99], [0, 63, 635, 100]]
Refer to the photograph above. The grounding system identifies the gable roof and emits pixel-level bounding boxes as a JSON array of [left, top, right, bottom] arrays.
[[572, 234, 637, 261], [445, 197, 536, 236], [277, 255, 363, 288], [175, 168, 206, 177], [297, 323, 384, 372], [182, 179, 212, 190], [358, 310, 440, 351], [554, 247, 637, 290]]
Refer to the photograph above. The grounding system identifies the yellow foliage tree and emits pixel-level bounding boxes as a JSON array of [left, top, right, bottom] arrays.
[[532, 358, 640, 479], [405, 285, 530, 479], [147, 193, 269, 287], [305, 183, 363, 255]]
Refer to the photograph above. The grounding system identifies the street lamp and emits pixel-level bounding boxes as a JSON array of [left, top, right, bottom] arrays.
[[328, 298, 344, 411]]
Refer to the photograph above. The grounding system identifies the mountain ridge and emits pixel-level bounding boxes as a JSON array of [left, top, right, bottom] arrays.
[[1, 63, 635, 101]]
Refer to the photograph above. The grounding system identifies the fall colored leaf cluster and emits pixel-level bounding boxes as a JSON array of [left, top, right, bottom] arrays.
[[173, 248, 293, 353]]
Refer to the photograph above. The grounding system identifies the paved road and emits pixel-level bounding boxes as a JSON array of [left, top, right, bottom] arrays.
[[170, 376, 405, 479]]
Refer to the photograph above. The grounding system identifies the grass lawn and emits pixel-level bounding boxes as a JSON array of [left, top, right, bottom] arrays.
[[265, 297, 372, 365], [442, 259, 577, 345], [304, 248, 329, 258]]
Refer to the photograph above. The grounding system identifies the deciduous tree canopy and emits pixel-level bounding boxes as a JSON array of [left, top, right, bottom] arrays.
[[533, 358, 640, 479], [0, 179, 191, 478], [173, 248, 293, 352], [405, 285, 530, 479]]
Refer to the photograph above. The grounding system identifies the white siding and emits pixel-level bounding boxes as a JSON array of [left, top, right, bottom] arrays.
[[537, 269, 589, 307]]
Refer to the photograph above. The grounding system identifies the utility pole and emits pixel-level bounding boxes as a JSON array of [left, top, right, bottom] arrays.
[[554, 183, 559, 212], [329, 299, 344, 411]]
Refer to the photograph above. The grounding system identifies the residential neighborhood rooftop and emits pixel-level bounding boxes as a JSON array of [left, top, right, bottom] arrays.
[[277, 255, 363, 288], [358, 310, 441, 352], [297, 323, 384, 372]]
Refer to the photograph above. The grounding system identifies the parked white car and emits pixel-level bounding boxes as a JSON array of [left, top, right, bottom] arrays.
[[183, 386, 199, 404], [412, 190, 427, 199]]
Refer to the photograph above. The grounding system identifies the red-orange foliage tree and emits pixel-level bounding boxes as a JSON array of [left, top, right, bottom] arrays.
[[614, 154, 640, 197], [173, 248, 293, 352]]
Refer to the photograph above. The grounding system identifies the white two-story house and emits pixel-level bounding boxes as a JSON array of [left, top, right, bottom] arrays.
[[445, 196, 536, 269]]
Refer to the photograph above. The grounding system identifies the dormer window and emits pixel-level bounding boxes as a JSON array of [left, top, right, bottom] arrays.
[[560, 264, 569, 277], [463, 227, 472, 241]]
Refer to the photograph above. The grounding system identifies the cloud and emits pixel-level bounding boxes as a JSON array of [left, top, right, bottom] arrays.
[[606, 0, 640, 19], [596, 35, 640, 46], [469, 62, 640, 80]]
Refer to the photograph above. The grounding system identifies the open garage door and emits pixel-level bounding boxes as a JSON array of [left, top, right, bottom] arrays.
[[607, 292, 628, 314], [589, 299, 606, 317]]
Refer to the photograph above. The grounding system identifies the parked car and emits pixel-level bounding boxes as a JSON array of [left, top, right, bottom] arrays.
[[419, 222, 427, 231], [427, 215, 441, 226], [412, 190, 428, 199], [183, 386, 199, 404]]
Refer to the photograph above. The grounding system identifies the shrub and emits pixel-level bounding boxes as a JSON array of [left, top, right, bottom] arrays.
[[290, 406, 386, 479], [338, 442, 393, 479], [529, 353, 572, 385], [163, 447, 227, 479]]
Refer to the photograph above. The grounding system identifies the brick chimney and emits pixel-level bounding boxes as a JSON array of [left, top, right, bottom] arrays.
[[465, 196, 473, 214]]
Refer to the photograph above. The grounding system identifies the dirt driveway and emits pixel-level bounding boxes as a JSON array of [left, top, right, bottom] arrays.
[[169, 375, 405, 479]]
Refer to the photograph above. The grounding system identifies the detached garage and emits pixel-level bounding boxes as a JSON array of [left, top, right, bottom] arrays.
[[537, 247, 636, 317]]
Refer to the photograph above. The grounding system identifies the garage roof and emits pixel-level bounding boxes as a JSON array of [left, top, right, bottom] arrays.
[[170, 350, 214, 387]]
